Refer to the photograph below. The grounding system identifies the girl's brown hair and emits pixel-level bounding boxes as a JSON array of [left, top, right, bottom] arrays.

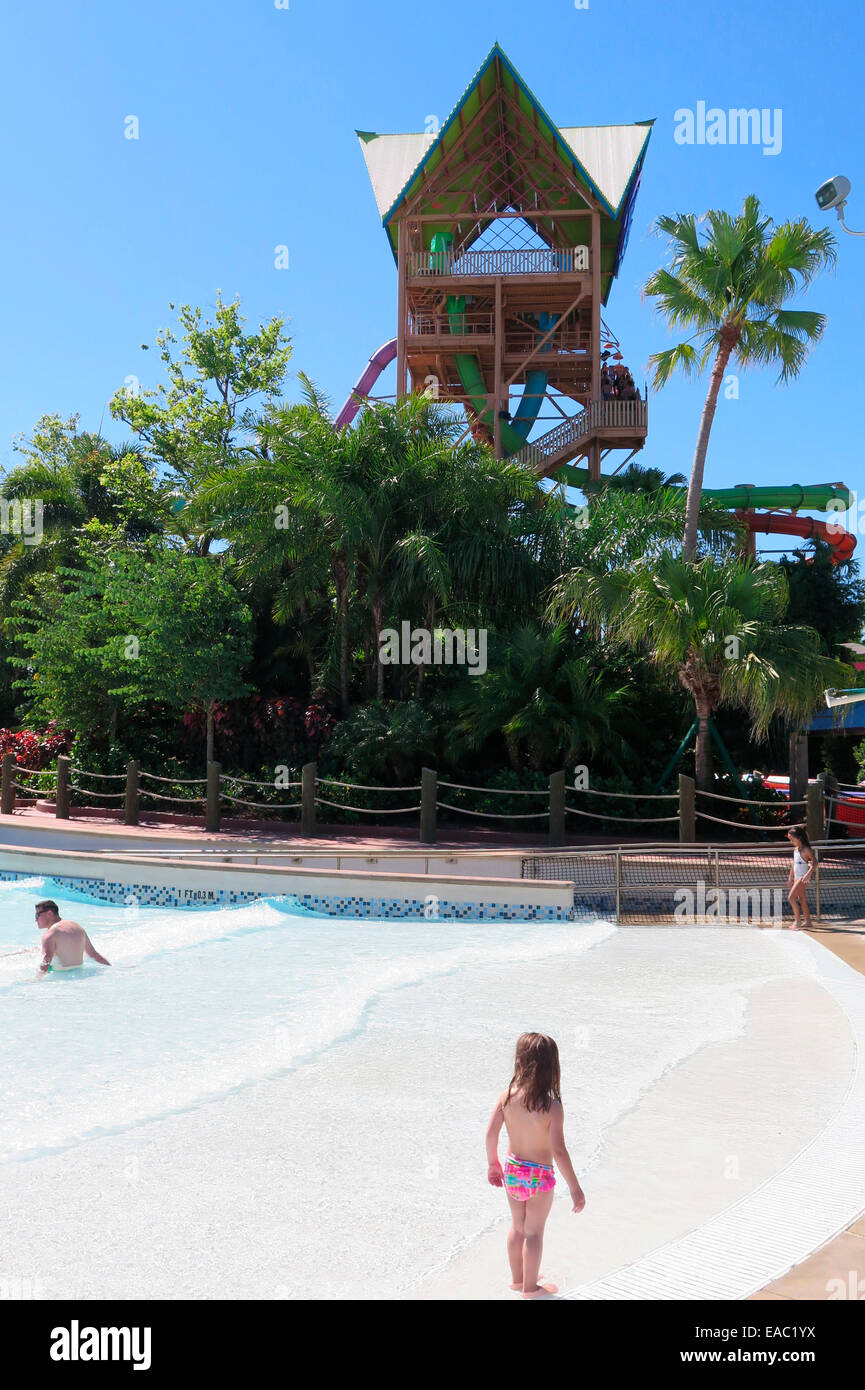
[[788, 824, 813, 852], [503, 1033, 562, 1114]]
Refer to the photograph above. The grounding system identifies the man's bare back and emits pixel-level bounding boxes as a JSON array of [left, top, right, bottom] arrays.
[[35, 900, 110, 972]]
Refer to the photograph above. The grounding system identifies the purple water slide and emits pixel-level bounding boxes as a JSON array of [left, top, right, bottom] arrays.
[[334, 338, 398, 429]]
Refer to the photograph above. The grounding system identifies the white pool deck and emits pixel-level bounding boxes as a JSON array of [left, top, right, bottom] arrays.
[[409, 930, 865, 1301]]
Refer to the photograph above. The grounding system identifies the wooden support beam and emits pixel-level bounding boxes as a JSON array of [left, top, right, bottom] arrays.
[[494, 276, 504, 458], [411, 208, 593, 223], [504, 291, 586, 387], [396, 218, 408, 401], [591, 209, 601, 403]]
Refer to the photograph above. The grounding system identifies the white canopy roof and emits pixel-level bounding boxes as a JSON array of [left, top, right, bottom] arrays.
[[357, 131, 437, 219], [358, 122, 651, 224], [558, 124, 653, 213]]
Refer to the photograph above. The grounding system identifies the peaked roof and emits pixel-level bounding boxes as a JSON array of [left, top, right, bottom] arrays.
[[355, 45, 653, 301], [357, 130, 437, 220]]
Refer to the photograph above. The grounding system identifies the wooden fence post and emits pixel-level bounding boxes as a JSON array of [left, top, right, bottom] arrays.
[[806, 776, 825, 845], [206, 761, 221, 833], [679, 774, 695, 843], [420, 767, 437, 844], [1, 753, 15, 816], [55, 756, 71, 820], [302, 762, 317, 837], [549, 770, 565, 847], [125, 760, 140, 827]]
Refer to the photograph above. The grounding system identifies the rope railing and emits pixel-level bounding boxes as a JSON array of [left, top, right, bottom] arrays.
[[317, 778, 420, 792], [224, 775, 302, 791], [314, 797, 421, 814], [570, 788, 678, 801], [71, 768, 127, 781], [696, 787, 806, 808], [0, 755, 840, 849], [69, 785, 126, 801], [696, 810, 792, 833], [435, 801, 549, 819], [438, 781, 546, 796], [139, 789, 206, 805], [139, 771, 207, 786], [221, 792, 302, 811], [566, 805, 679, 824]]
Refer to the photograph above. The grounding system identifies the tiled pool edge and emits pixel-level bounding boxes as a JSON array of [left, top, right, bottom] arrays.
[[0, 867, 579, 923]]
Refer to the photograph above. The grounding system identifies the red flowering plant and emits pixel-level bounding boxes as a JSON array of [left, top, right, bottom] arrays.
[[0, 723, 74, 770], [182, 696, 337, 770]]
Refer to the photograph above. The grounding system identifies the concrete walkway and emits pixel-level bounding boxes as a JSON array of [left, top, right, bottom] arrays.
[[0, 805, 619, 853], [749, 920, 865, 1302]]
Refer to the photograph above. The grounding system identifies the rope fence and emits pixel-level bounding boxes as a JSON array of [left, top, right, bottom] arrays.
[[566, 805, 680, 824], [435, 802, 548, 819], [0, 754, 847, 847], [696, 787, 806, 808]]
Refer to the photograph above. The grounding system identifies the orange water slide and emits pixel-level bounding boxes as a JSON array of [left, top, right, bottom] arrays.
[[736, 511, 857, 564]]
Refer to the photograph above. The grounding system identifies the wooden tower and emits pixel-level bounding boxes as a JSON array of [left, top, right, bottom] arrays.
[[358, 46, 653, 486]]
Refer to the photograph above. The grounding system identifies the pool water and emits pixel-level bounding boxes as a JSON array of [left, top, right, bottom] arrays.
[[2, 873, 792, 1299], [1, 876, 616, 1166]]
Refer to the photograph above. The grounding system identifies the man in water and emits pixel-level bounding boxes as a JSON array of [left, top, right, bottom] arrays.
[[35, 900, 111, 972]]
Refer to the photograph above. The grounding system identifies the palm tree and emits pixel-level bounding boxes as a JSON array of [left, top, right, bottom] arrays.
[[0, 427, 168, 604], [451, 623, 630, 772], [644, 196, 836, 559], [548, 552, 849, 790], [192, 390, 537, 709]]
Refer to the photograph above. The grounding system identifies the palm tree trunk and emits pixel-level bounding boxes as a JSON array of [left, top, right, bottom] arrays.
[[206, 706, 215, 766], [333, 554, 350, 714], [683, 331, 737, 561], [372, 595, 384, 699], [694, 697, 713, 792], [416, 600, 434, 697], [340, 607, 349, 712]]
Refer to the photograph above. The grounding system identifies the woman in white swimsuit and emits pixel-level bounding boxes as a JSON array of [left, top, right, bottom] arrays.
[[786, 825, 815, 930]]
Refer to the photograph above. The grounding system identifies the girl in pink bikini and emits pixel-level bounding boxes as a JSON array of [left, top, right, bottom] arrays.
[[485, 1032, 586, 1298]]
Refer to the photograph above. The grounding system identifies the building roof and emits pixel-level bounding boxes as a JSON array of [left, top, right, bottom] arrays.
[[355, 44, 653, 302], [810, 698, 865, 734]]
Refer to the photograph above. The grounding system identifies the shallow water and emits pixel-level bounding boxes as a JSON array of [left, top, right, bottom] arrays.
[[1, 876, 806, 1297], [1, 877, 615, 1164]]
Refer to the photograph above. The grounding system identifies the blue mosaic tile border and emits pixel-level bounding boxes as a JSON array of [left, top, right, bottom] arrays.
[[0, 869, 574, 922]]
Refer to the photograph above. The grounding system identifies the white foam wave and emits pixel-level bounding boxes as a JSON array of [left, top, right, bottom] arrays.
[[1, 916, 617, 1160]]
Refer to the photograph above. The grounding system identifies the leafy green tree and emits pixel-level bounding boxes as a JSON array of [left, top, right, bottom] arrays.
[[778, 543, 865, 652], [549, 553, 849, 790], [193, 391, 538, 707], [110, 295, 293, 553], [0, 415, 168, 604], [645, 197, 835, 558], [13, 548, 252, 762]]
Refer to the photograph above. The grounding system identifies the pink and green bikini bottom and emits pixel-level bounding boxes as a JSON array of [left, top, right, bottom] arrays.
[[503, 1153, 556, 1201]]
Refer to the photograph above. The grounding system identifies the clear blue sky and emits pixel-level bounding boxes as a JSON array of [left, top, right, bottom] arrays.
[[1, 0, 863, 540]]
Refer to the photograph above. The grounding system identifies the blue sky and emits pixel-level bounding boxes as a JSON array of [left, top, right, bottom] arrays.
[[1, 0, 863, 545]]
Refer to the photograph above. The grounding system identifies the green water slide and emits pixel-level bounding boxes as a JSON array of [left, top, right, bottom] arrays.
[[431, 232, 549, 453], [551, 466, 852, 513]]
